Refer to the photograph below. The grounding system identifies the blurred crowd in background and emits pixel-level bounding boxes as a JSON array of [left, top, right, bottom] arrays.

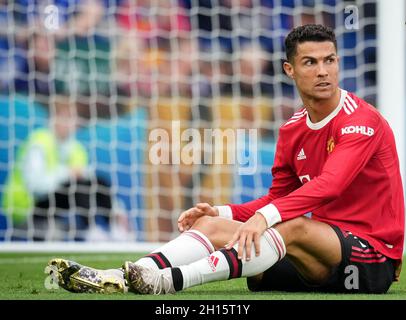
[[0, 0, 378, 242]]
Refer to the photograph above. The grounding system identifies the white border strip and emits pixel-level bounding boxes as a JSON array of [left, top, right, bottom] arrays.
[[378, 0, 406, 185], [0, 242, 164, 253]]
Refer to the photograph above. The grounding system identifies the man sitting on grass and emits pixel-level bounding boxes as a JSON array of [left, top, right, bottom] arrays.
[[47, 24, 404, 295]]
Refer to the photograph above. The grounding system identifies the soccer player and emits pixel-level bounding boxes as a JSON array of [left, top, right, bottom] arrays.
[[47, 24, 404, 295]]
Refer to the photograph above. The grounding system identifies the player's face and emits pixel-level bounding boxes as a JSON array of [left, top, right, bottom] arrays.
[[284, 41, 339, 101]]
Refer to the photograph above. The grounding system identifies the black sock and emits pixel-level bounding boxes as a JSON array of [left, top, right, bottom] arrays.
[[171, 267, 184, 292]]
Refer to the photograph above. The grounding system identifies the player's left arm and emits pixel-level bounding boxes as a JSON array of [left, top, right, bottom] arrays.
[[258, 114, 385, 226]]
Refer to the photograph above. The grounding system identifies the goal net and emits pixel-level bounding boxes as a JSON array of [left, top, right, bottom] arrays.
[[0, 0, 380, 249]]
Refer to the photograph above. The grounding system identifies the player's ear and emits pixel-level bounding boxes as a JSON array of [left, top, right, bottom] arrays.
[[283, 61, 294, 79]]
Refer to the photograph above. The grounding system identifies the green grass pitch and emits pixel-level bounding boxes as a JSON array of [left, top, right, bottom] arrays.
[[1, 252, 406, 300]]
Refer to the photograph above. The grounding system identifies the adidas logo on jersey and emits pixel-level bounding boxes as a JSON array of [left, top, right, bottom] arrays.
[[297, 148, 306, 160]]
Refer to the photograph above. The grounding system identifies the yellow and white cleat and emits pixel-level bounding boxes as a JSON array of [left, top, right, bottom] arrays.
[[46, 258, 128, 294]]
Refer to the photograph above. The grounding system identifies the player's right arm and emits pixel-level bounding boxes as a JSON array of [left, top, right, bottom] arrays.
[[177, 131, 301, 232]]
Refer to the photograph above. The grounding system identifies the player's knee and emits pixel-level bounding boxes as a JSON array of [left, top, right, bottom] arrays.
[[276, 216, 310, 246], [191, 215, 219, 240]]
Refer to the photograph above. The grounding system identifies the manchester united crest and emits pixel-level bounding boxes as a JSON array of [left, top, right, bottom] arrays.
[[327, 137, 335, 154]]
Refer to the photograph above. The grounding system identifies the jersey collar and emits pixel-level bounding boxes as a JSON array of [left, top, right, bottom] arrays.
[[306, 89, 347, 130]]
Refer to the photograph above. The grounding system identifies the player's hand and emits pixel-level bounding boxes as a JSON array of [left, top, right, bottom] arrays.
[[177, 203, 219, 233], [225, 213, 267, 261]]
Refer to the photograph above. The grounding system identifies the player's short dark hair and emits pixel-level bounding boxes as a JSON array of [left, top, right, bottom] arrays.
[[285, 24, 337, 62]]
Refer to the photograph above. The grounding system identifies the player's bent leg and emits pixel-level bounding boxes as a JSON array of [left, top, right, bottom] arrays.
[[249, 217, 396, 293], [46, 258, 128, 293], [125, 217, 328, 294], [274, 216, 342, 285], [125, 216, 342, 295], [190, 215, 342, 284], [192, 215, 342, 289], [125, 215, 395, 295]]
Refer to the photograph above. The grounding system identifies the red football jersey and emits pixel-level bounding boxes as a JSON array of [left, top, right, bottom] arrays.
[[226, 89, 405, 261]]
